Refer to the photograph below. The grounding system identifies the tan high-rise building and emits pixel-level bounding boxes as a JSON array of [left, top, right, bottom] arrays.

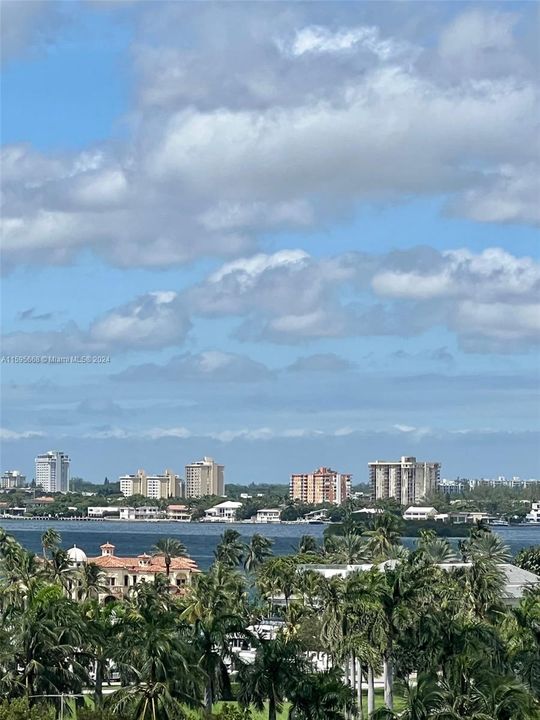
[[290, 467, 351, 505], [369, 456, 440, 506], [119, 469, 182, 499], [185, 457, 224, 498]]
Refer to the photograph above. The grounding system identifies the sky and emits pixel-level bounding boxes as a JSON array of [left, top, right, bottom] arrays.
[[0, 0, 539, 485]]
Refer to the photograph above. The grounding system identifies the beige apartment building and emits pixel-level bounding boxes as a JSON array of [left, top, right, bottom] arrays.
[[119, 468, 183, 499], [185, 457, 224, 498], [290, 467, 351, 505], [369, 456, 440, 506]]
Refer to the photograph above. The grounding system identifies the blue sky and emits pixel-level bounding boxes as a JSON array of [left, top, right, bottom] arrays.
[[1, 0, 539, 484]]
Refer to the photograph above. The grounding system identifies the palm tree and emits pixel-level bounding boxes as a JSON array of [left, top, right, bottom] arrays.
[[363, 513, 403, 561], [76, 562, 108, 601], [257, 557, 298, 610], [289, 667, 356, 720], [41, 528, 61, 559], [468, 533, 511, 564], [111, 583, 203, 720], [182, 563, 248, 715], [417, 531, 457, 564], [237, 635, 309, 720], [244, 533, 273, 573], [325, 532, 369, 564], [214, 529, 245, 567], [298, 535, 319, 555], [81, 599, 118, 706], [152, 537, 188, 577]]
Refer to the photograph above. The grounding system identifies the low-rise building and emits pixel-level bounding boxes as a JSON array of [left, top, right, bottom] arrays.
[[167, 504, 191, 521], [88, 506, 121, 518], [203, 500, 242, 522], [119, 506, 164, 521], [255, 508, 281, 523], [403, 506, 438, 521]]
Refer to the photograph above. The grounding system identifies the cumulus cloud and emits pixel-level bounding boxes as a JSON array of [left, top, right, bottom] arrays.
[[1, 291, 190, 354], [3, 246, 538, 353], [2, 7, 538, 270]]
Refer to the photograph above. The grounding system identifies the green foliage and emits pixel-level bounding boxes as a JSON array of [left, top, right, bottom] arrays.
[[1, 526, 540, 720], [0, 699, 55, 720], [515, 546, 540, 575]]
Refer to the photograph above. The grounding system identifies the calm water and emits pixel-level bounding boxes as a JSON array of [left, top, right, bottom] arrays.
[[1, 520, 538, 570]]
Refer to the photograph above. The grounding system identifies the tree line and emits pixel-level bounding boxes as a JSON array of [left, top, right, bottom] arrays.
[[0, 516, 539, 720]]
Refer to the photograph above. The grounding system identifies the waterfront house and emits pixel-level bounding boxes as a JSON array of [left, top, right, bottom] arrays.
[[167, 504, 191, 521], [403, 506, 438, 521], [203, 500, 242, 522], [87, 506, 121, 518], [255, 508, 281, 523], [525, 502, 540, 524]]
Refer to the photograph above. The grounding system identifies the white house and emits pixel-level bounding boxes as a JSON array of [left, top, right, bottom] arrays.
[[403, 506, 438, 521], [526, 502, 540, 524], [119, 506, 163, 521], [88, 506, 121, 518], [255, 508, 281, 523], [203, 500, 242, 522]]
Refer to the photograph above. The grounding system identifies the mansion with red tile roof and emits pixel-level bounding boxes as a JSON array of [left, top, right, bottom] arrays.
[[68, 541, 199, 601]]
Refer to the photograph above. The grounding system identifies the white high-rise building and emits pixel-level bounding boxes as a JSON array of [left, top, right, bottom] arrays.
[[185, 457, 224, 498], [35, 451, 70, 493], [0, 470, 27, 489], [369, 456, 440, 506]]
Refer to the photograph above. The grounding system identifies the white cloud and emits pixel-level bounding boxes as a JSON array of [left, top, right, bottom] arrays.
[[454, 164, 540, 225], [0, 428, 45, 441], [2, 9, 538, 270], [286, 25, 412, 61], [372, 247, 540, 302], [1, 292, 190, 354], [208, 250, 309, 286]]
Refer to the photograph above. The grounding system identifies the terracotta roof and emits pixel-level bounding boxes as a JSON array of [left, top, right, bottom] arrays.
[[100, 542, 115, 548], [89, 554, 199, 573]]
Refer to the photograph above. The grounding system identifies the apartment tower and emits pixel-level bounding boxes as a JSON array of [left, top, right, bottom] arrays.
[[119, 469, 183, 499], [369, 456, 440, 506], [185, 457, 224, 498], [290, 467, 351, 505], [35, 451, 70, 493]]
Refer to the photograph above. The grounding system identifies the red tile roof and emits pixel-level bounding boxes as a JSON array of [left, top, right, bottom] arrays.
[[89, 554, 199, 573]]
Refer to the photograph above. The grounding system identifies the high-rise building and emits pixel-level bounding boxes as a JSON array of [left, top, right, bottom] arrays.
[[0, 470, 27, 489], [35, 451, 70, 493], [119, 469, 183, 499], [369, 456, 440, 506], [185, 457, 224, 498], [290, 467, 351, 505]]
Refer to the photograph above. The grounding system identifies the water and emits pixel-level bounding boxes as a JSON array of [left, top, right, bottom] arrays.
[[0, 520, 326, 569], [1, 520, 538, 570]]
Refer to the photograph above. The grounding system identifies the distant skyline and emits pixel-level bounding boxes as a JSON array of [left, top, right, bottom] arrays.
[[1, 1, 539, 481]]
